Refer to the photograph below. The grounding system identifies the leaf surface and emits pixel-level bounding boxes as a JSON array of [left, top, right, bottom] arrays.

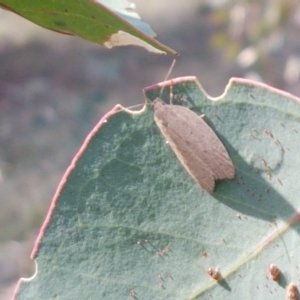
[[13, 77, 300, 299], [0, 0, 176, 54]]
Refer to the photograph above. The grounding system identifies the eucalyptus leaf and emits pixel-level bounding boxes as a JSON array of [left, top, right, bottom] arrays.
[[0, 0, 176, 54], [14, 77, 300, 299]]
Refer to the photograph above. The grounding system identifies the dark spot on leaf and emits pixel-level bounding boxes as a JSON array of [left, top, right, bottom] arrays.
[[105, 25, 109, 28], [54, 20, 66, 27], [92, 16, 95, 19], [65, 9, 68, 13]]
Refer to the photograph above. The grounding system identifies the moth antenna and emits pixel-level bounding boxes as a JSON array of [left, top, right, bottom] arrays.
[[114, 103, 145, 116], [170, 85, 174, 105], [159, 59, 176, 100], [163, 59, 176, 82], [115, 60, 177, 114], [122, 103, 144, 111]]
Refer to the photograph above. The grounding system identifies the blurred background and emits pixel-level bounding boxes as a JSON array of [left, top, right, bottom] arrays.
[[1, 0, 300, 298]]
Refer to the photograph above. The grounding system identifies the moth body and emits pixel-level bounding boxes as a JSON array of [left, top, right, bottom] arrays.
[[153, 100, 235, 193]]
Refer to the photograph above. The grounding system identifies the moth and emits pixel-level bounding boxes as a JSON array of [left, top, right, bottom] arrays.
[[153, 99, 235, 193]]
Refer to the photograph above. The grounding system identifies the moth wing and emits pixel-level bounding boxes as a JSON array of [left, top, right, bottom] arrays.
[[154, 103, 235, 183], [154, 103, 215, 193], [155, 117, 216, 193]]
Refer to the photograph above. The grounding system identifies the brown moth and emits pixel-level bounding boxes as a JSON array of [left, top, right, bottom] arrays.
[[153, 98, 235, 193]]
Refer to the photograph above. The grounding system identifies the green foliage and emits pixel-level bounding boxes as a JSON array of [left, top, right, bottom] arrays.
[[15, 78, 300, 299], [0, 0, 176, 54]]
